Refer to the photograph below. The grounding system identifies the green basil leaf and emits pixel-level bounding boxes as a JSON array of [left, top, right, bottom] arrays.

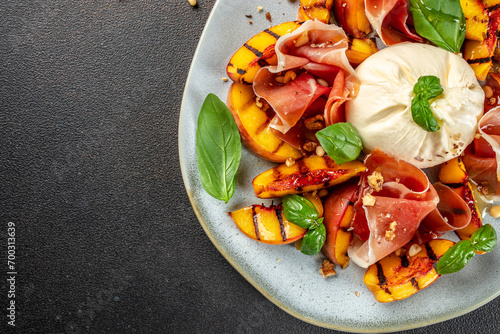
[[411, 76, 442, 132], [196, 93, 241, 203], [282, 194, 319, 229], [470, 224, 497, 253], [435, 240, 475, 275], [315, 122, 363, 165], [409, 0, 466, 53], [413, 75, 444, 99], [301, 224, 326, 256]]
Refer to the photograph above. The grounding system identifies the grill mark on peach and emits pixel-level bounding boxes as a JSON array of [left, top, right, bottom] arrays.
[[467, 57, 491, 64], [263, 170, 350, 192], [244, 43, 263, 58], [376, 263, 391, 294], [271, 140, 285, 154], [445, 182, 464, 189], [411, 277, 420, 290], [401, 254, 410, 268], [251, 205, 261, 240], [425, 243, 437, 261], [275, 207, 287, 242], [255, 120, 271, 135], [264, 28, 280, 40], [237, 68, 247, 75]]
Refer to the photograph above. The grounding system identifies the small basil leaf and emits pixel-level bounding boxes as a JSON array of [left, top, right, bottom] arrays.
[[411, 76, 442, 132], [309, 217, 324, 230], [435, 240, 475, 275], [196, 93, 242, 203], [315, 122, 363, 165], [282, 194, 319, 229], [409, 0, 466, 53], [413, 75, 444, 99], [470, 224, 497, 253], [301, 224, 326, 256]]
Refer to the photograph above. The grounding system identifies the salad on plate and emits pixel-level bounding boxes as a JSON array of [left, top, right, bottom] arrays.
[[195, 0, 500, 304]]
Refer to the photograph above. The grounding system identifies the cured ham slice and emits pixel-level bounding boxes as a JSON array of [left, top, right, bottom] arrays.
[[349, 150, 438, 268], [253, 20, 359, 133], [414, 183, 472, 244], [364, 0, 423, 46], [463, 106, 500, 200]]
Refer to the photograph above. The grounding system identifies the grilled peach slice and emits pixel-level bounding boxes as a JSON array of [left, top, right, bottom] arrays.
[[298, 0, 334, 23], [364, 239, 455, 303], [322, 181, 358, 269], [227, 83, 303, 163], [463, 6, 500, 80], [345, 37, 378, 66], [253, 155, 366, 198], [228, 204, 306, 244], [226, 21, 302, 85], [333, 0, 372, 38], [460, 0, 489, 42], [439, 157, 483, 241]]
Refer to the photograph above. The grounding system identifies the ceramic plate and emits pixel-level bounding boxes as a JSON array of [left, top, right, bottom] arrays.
[[179, 1, 500, 332]]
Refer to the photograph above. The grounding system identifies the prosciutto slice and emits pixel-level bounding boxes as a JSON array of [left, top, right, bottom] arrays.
[[463, 107, 500, 200], [348, 150, 438, 268], [365, 0, 423, 46], [253, 20, 359, 133]]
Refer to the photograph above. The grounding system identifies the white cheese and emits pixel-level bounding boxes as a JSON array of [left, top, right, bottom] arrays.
[[346, 43, 484, 168]]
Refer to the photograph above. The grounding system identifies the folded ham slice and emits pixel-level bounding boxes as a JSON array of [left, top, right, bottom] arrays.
[[349, 150, 438, 267], [463, 106, 500, 200], [364, 0, 423, 46], [253, 20, 358, 133]]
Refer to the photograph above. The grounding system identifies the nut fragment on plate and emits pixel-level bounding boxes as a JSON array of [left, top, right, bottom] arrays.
[[320, 259, 336, 278], [362, 193, 376, 206], [367, 171, 384, 191], [187, 0, 197, 6]]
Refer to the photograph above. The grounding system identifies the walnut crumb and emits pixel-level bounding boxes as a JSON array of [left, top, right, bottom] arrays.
[[367, 171, 384, 191], [474, 133, 481, 139], [221, 77, 228, 82], [303, 141, 318, 152], [285, 157, 295, 167], [265, 12, 272, 22], [385, 221, 397, 241], [320, 259, 336, 278], [362, 193, 376, 207], [408, 244, 422, 257], [257, 6, 263, 11], [355, 291, 360, 297]]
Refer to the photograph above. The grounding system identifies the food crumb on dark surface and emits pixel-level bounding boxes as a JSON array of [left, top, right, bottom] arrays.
[[266, 11, 272, 22]]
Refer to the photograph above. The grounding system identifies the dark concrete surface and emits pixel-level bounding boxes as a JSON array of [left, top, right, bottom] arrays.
[[1, 1, 499, 333]]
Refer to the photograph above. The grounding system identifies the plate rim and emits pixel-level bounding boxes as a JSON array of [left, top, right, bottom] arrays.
[[178, 1, 500, 332]]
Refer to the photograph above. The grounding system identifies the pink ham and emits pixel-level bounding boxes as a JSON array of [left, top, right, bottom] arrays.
[[349, 149, 438, 268], [463, 107, 500, 200], [365, 0, 422, 46], [253, 20, 358, 133]]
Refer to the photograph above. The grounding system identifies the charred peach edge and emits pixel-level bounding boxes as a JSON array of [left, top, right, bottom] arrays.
[[228, 205, 307, 245], [364, 239, 455, 303], [252, 156, 366, 198], [227, 83, 303, 163]]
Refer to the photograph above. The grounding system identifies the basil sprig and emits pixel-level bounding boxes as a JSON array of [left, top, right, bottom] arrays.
[[315, 122, 363, 165], [435, 224, 497, 275], [409, 0, 466, 53], [283, 194, 326, 255], [196, 93, 241, 203], [411, 76, 443, 132]]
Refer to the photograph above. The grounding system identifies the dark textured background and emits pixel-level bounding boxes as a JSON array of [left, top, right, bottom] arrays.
[[1, 1, 499, 333]]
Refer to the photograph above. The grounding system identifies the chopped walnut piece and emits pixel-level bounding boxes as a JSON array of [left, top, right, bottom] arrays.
[[367, 171, 384, 192], [320, 259, 336, 278], [385, 221, 397, 241], [304, 114, 325, 130], [354, 291, 360, 297], [285, 157, 295, 167], [408, 244, 422, 257], [265, 11, 272, 22], [303, 141, 318, 152], [478, 182, 489, 195], [362, 193, 376, 207]]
